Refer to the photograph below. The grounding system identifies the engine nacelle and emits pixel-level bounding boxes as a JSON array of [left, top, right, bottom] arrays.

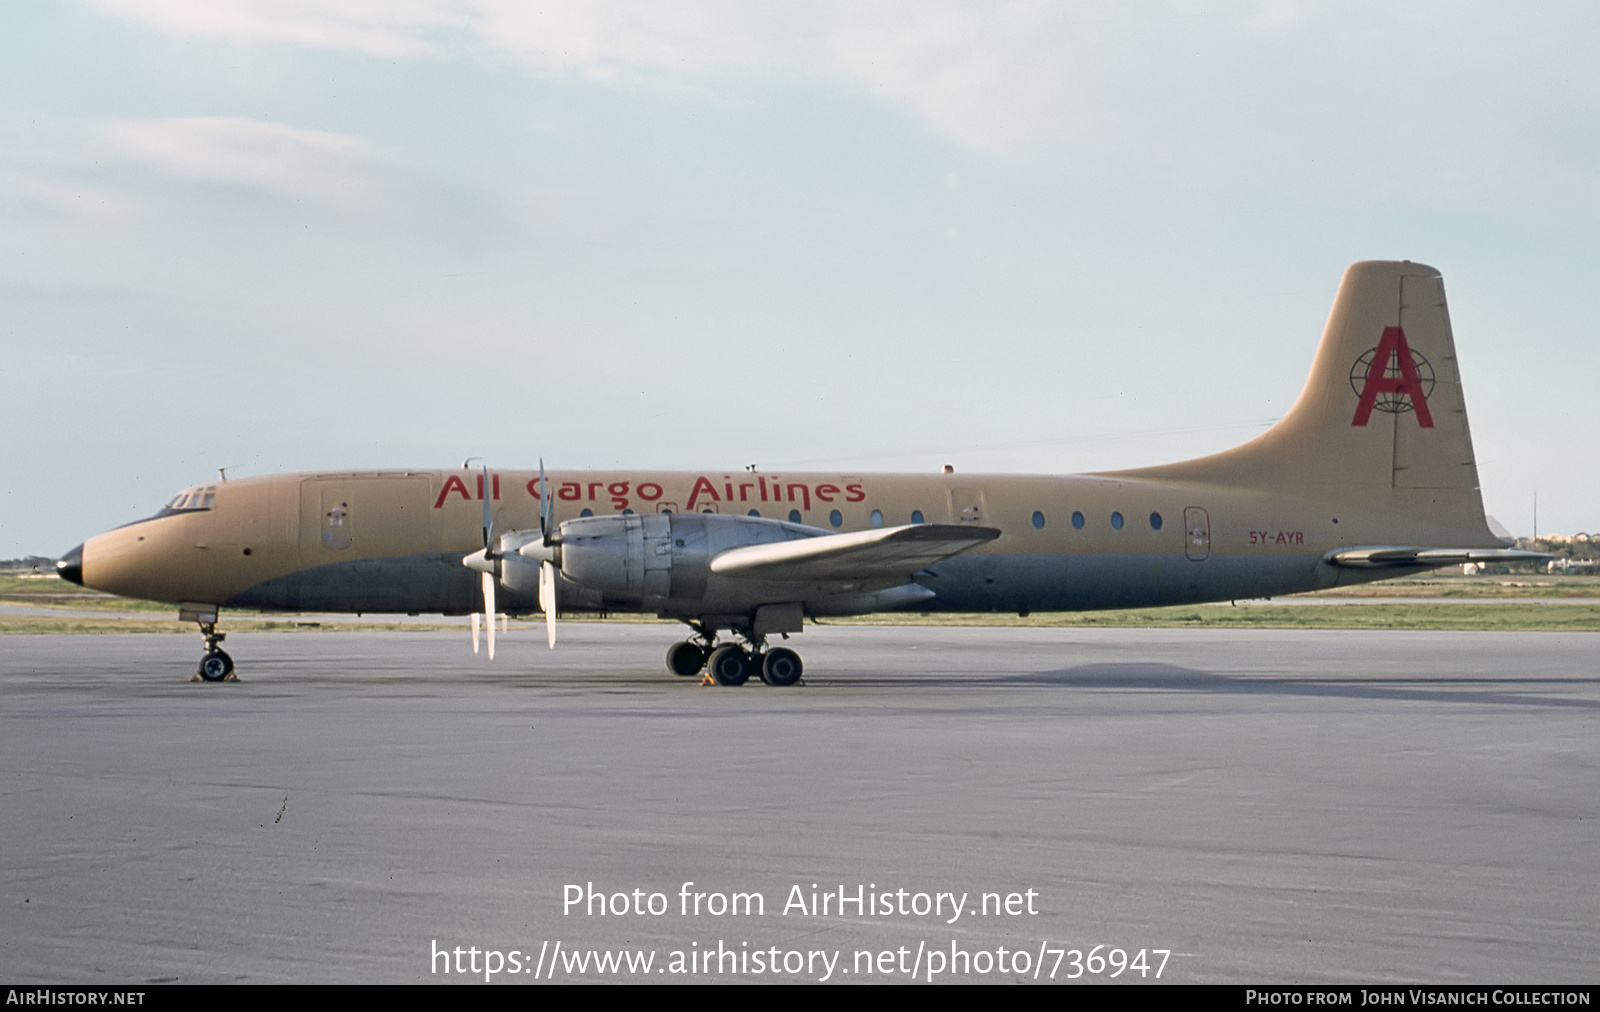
[[494, 530, 550, 597], [549, 512, 815, 605]]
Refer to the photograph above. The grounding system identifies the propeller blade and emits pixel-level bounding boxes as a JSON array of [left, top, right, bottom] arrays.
[[539, 559, 557, 649], [480, 464, 493, 549], [462, 461, 503, 661], [539, 459, 554, 546], [482, 570, 497, 660]]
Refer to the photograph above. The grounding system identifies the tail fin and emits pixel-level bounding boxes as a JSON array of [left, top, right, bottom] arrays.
[[1115, 261, 1492, 532]]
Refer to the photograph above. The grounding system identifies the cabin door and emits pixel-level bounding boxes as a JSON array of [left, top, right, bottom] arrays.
[[1184, 507, 1210, 561]]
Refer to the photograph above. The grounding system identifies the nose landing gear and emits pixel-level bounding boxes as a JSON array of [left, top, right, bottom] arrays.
[[193, 620, 236, 682]]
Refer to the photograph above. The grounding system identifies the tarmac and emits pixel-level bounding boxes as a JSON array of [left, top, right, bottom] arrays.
[[2, 625, 1596, 984]]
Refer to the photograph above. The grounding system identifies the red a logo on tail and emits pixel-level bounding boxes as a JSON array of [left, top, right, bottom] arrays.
[[1350, 326, 1434, 428]]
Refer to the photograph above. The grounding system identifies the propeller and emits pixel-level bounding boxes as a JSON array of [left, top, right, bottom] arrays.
[[462, 460, 499, 660], [538, 459, 558, 649], [462, 459, 563, 655]]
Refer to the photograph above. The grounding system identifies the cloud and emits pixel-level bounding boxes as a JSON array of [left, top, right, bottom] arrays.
[[106, 117, 383, 206], [0, 172, 140, 219], [92, 0, 454, 56], [0, 131, 144, 220], [87, 1, 1600, 214]]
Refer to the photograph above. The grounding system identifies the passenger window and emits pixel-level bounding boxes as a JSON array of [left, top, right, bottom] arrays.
[[1150, 512, 1163, 530], [579, 508, 593, 518], [829, 510, 843, 528], [1032, 510, 1045, 529], [1072, 511, 1084, 529], [1111, 512, 1124, 529], [870, 509, 884, 527], [748, 509, 761, 517], [788, 510, 802, 524]]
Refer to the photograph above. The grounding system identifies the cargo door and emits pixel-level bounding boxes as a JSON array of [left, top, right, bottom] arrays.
[[299, 477, 432, 563], [949, 487, 986, 524]]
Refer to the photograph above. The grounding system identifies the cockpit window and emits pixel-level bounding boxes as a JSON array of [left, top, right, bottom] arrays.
[[112, 483, 223, 530], [160, 485, 218, 515]]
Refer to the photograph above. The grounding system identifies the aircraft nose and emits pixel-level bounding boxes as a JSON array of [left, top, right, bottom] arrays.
[[57, 544, 84, 586]]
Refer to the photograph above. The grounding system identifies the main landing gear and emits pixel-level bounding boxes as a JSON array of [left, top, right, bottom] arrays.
[[194, 620, 235, 682], [665, 632, 804, 687]]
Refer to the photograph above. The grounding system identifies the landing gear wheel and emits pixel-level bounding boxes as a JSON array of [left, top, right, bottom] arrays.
[[706, 644, 751, 686], [192, 619, 233, 682], [198, 650, 234, 682], [666, 640, 708, 677], [759, 647, 803, 687]]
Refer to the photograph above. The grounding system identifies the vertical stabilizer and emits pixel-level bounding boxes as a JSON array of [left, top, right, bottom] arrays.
[[1117, 261, 1482, 498]]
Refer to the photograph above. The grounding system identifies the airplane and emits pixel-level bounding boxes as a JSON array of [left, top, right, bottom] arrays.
[[55, 261, 1542, 685]]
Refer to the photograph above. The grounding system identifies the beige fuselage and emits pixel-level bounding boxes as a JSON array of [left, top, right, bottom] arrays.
[[77, 464, 1485, 618]]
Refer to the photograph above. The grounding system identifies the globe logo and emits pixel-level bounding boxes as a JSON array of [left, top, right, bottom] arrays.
[[1349, 346, 1434, 414]]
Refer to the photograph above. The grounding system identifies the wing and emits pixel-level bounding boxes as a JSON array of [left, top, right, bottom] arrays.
[[709, 524, 1001, 583], [1325, 547, 1549, 568]]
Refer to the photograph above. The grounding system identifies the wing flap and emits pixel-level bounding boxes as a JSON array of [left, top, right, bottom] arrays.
[[1325, 547, 1549, 569], [710, 524, 1001, 582]]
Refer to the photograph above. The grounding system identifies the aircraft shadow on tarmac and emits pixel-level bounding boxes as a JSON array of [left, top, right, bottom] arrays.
[[1001, 664, 1600, 709]]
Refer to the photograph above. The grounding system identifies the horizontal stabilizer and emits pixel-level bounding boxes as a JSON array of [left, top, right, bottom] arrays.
[[1325, 547, 1550, 569], [710, 524, 1000, 583]]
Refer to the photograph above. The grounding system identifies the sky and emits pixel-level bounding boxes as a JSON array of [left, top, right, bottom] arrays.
[[3, 1, 1597, 558]]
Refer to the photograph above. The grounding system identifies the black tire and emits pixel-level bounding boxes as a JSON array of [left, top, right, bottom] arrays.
[[706, 645, 750, 686], [760, 647, 803, 687], [198, 650, 233, 682], [665, 640, 708, 677]]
